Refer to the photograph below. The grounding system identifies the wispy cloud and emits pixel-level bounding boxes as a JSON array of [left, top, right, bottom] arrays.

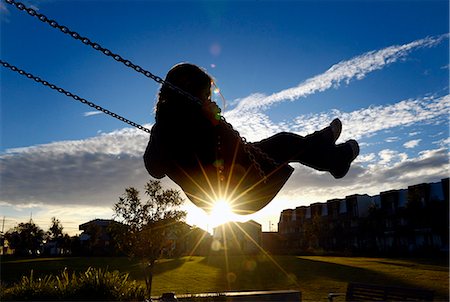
[[385, 137, 400, 143], [378, 149, 408, 165], [83, 111, 103, 117], [227, 94, 449, 143], [223, 35, 449, 144], [1, 127, 153, 207], [230, 34, 448, 113], [433, 137, 450, 148], [404, 139, 421, 149], [409, 131, 421, 136], [0, 1, 11, 22]]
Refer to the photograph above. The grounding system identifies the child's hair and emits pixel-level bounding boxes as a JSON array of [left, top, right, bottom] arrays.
[[157, 63, 212, 109]]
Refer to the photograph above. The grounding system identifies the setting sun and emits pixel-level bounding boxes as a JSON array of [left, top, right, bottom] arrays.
[[209, 199, 237, 227], [185, 198, 256, 233]]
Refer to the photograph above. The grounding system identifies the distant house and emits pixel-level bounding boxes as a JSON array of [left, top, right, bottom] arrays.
[[173, 223, 213, 256], [213, 220, 262, 254], [78, 219, 213, 257], [79, 219, 122, 256]]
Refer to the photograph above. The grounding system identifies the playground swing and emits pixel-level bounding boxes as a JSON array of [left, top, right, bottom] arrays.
[[3, 0, 302, 215]]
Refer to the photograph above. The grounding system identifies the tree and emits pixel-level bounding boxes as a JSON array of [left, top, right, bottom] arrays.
[[43, 217, 73, 256], [111, 180, 186, 297], [5, 220, 45, 256], [47, 217, 64, 241]]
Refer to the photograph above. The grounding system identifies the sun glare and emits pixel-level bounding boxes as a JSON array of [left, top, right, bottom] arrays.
[[209, 199, 236, 226]]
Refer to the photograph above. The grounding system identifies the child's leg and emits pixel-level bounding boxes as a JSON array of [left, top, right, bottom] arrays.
[[251, 131, 358, 179], [251, 131, 333, 170]]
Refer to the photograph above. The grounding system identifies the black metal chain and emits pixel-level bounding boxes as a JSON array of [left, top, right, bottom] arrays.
[[3, 0, 201, 106], [4, 0, 280, 180], [1, 60, 151, 133]]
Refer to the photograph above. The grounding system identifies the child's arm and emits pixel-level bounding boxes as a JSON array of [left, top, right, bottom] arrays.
[[143, 124, 166, 179]]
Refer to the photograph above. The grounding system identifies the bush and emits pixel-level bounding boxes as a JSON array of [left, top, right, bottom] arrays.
[[1, 267, 146, 301]]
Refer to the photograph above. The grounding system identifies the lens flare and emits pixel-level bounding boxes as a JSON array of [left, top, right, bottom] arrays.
[[209, 199, 236, 226]]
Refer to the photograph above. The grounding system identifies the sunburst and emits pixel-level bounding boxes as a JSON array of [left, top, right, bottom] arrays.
[[208, 199, 239, 227], [178, 141, 299, 292]]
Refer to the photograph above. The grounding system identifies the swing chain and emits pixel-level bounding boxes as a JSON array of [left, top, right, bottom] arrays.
[[5, 0, 281, 181], [220, 117, 280, 183], [4, 0, 201, 106], [0, 60, 152, 134]]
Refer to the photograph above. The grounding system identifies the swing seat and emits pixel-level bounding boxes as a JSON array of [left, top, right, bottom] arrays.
[[144, 124, 294, 215], [176, 161, 294, 215]]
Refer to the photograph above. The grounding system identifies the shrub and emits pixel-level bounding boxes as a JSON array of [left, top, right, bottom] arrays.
[[1, 267, 146, 301]]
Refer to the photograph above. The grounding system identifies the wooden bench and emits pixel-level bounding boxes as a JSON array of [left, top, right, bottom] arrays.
[[157, 290, 302, 301], [328, 282, 434, 301]]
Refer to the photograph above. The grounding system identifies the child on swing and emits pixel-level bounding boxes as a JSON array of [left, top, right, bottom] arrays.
[[144, 63, 359, 214]]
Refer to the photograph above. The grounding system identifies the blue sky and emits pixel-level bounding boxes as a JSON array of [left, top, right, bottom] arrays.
[[1, 0, 448, 235]]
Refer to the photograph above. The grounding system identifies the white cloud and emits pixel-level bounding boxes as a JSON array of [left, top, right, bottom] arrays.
[[4, 126, 150, 156], [83, 111, 103, 117], [386, 137, 400, 143], [403, 139, 421, 149], [1, 126, 153, 207], [378, 149, 408, 165], [229, 34, 448, 113], [355, 153, 376, 164], [434, 137, 450, 148], [223, 35, 448, 144], [1, 0, 43, 23], [430, 131, 445, 138], [409, 131, 421, 136], [1, 203, 115, 236], [226, 94, 449, 144]]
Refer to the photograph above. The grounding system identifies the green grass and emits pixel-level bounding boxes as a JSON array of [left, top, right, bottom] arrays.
[[1, 255, 448, 301]]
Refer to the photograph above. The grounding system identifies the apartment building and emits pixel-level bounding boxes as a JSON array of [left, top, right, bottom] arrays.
[[278, 178, 449, 255]]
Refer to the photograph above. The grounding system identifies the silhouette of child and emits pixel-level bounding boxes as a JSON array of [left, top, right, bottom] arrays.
[[144, 63, 359, 214]]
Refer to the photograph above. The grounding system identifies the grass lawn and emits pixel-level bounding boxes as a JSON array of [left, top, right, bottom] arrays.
[[1, 255, 448, 301]]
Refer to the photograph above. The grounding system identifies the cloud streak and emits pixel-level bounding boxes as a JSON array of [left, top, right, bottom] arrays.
[[83, 111, 103, 117], [226, 94, 449, 143], [1, 127, 151, 206], [404, 139, 421, 149], [229, 34, 448, 113]]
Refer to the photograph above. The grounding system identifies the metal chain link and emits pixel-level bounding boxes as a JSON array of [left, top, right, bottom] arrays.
[[3, 0, 202, 106], [220, 117, 280, 183], [0, 60, 151, 134], [4, 0, 281, 180]]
